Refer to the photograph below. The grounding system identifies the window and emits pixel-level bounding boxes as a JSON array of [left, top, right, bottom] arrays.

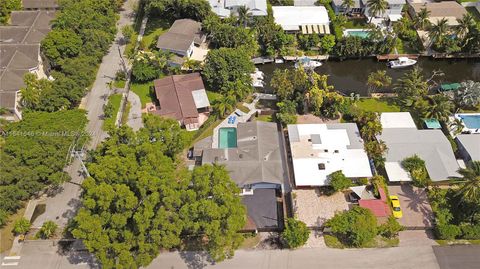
[[308, 138, 312, 142], [334, 150, 339, 153], [324, 149, 328, 153], [318, 163, 325, 170]]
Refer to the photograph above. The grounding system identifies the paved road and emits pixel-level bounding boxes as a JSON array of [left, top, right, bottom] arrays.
[[433, 245, 480, 269], [10, 240, 441, 269], [31, 1, 137, 229]]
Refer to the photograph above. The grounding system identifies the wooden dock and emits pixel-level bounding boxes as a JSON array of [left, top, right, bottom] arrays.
[[376, 54, 419, 61], [283, 55, 329, 61]]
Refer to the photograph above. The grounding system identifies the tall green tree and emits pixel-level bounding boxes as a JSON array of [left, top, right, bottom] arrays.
[[394, 67, 428, 103], [367, 70, 392, 95], [326, 207, 378, 247], [423, 94, 453, 122], [213, 94, 236, 118], [366, 0, 388, 23], [454, 161, 480, 205], [202, 48, 254, 95], [455, 13, 475, 39], [428, 18, 449, 49], [414, 8, 431, 30], [342, 0, 355, 15], [180, 165, 246, 261], [236, 5, 251, 27], [281, 218, 310, 249], [41, 30, 83, 67]]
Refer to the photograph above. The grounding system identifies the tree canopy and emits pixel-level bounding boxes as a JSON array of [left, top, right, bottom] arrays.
[[326, 207, 378, 247], [145, 0, 212, 22], [72, 116, 246, 268], [0, 0, 22, 25], [0, 110, 88, 226]]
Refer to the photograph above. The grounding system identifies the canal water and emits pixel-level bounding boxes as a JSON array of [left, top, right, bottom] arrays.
[[256, 58, 480, 96]]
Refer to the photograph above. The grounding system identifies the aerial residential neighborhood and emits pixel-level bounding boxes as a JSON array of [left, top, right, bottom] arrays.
[[0, 0, 479, 269]]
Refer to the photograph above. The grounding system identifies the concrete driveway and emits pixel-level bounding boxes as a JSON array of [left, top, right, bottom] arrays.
[[388, 185, 434, 229]]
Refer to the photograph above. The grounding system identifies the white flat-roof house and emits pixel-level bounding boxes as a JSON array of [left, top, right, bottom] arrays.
[[378, 112, 460, 183], [272, 6, 331, 35], [209, 0, 268, 18], [365, 0, 405, 24], [287, 123, 372, 187]]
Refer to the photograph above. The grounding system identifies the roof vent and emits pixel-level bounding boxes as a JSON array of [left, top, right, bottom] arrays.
[[239, 154, 243, 159]]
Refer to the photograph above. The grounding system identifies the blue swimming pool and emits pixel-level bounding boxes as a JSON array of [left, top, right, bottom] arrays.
[[344, 29, 370, 38], [461, 115, 480, 129], [218, 127, 237, 148]]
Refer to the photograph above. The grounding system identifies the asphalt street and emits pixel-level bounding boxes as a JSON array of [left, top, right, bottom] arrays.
[[31, 1, 136, 229]]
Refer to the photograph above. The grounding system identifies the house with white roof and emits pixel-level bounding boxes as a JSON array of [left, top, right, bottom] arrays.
[[287, 123, 372, 187], [272, 6, 331, 35], [209, 0, 268, 18], [365, 0, 405, 24], [378, 112, 461, 183], [456, 134, 480, 164]]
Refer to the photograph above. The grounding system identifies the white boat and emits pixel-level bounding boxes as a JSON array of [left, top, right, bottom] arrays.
[[275, 58, 284, 64], [295, 57, 322, 69], [252, 80, 265, 88], [251, 68, 264, 80], [388, 57, 417, 69]]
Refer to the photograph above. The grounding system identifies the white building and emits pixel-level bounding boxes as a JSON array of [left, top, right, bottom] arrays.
[[272, 6, 331, 34], [365, 0, 405, 24], [287, 123, 372, 187], [209, 0, 268, 18]]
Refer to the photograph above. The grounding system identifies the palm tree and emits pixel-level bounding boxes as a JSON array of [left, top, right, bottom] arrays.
[[414, 8, 431, 30], [342, 0, 355, 15], [454, 161, 480, 204], [366, 0, 388, 24], [449, 118, 464, 136], [428, 18, 449, 47], [367, 70, 392, 95], [38, 221, 58, 239], [213, 94, 236, 118], [455, 13, 475, 39], [237, 5, 251, 28], [424, 94, 453, 122]]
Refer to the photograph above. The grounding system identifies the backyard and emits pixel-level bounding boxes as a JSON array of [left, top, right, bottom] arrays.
[[355, 98, 401, 113], [142, 16, 170, 50], [130, 81, 155, 108]]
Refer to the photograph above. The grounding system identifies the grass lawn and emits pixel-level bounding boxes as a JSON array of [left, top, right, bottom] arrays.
[[466, 7, 480, 22], [103, 94, 123, 130], [255, 114, 275, 122], [356, 98, 401, 113], [394, 38, 418, 54], [114, 79, 126, 89], [0, 206, 26, 254], [142, 16, 170, 50], [324, 234, 399, 249], [343, 18, 368, 29], [436, 240, 480, 246], [206, 90, 222, 104], [240, 234, 261, 249], [130, 81, 154, 108]]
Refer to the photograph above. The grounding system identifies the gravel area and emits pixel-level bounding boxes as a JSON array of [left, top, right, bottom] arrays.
[[293, 189, 349, 228], [296, 114, 340, 124], [303, 230, 327, 248]]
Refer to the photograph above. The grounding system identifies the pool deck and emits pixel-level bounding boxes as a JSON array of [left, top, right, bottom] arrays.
[[450, 113, 480, 137], [211, 93, 276, 148]]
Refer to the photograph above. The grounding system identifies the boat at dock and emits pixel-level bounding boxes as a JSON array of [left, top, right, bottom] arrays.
[[294, 57, 322, 69], [388, 57, 417, 68]]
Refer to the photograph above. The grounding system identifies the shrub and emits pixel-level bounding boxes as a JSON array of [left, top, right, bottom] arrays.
[[326, 207, 377, 247], [281, 218, 310, 249], [329, 171, 352, 192], [37, 221, 58, 239], [402, 155, 431, 187], [0, 209, 8, 227], [435, 224, 461, 240], [13, 218, 31, 235], [460, 225, 480, 240], [378, 216, 404, 239]]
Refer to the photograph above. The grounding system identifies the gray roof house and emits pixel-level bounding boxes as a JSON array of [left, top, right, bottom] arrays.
[[22, 0, 58, 10], [194, 121, 286, 231], [0, 10, 54, 120], [332, 0, 364, 14], [378, 113, 460, 183], [456, 135, 480, 164], [209, 0, 268, 18], [156, 19, 205, 59]]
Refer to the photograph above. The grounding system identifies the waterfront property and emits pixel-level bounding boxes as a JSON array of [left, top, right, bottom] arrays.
[[272, 6, 331, 34], [365, 0, 404, 25], [456, 134, 480, 164], [378, 112, 460, 183], [287, 123, 372, 187], [156, 19, 206, 65], [209, 0, 268, 18], [408, 1, 468, 27], [149, 73, 210, 131], [0, 10, 56, 121], [332, 0, 364, 15], [454, 113, 480, 134], [193, 121, 287, 231]]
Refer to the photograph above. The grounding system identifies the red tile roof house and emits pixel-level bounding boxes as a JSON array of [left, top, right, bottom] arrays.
[[358, 188, 391, 223], [150, 73, 210, 131]]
